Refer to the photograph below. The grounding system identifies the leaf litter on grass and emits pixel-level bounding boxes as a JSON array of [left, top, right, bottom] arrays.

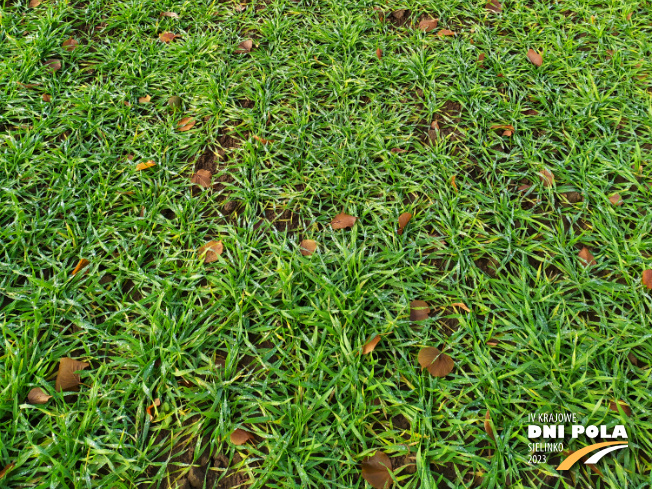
[[361, 451, 392, 489]]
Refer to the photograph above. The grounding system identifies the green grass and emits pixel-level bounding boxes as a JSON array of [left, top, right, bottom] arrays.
[[1, 0, 651, 487]]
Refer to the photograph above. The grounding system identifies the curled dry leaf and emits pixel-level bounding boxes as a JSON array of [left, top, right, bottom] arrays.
[[438, 29, 456, 37], [486, 339, 500, 347], [146, 398, 161, 421], [29, 0, 41, 6], [539, 169, 554, 187], [490, 124, 514, 132], [42, 94, 51, 102], [191, 169, 211, 189], [62, 38, 79, 51], [331, 212, 357, 230], [418, 18, 439, 32], [397, 212, 412, 235], [578, 247, 596, 267], [362, 335, 381, 355], [527, 49, 543, 67], [253, 135, 273, 144], [486, 0, 502, 12], [409, 300, 429, 321], [609, 401, 632, 417], [197, 240, 224, 263], [160, 11, 179, 18], [642, 269, 652, 289], [159, 32, 178, 43], [0, 463, 15, 480], [235, 39, 253, 54], [451, 175, 458, 192], [484, 410, 496, 441], [391, 148, 406, 154], [299, 239, 317, 256], [72, 258, 90, 276], [361, 451, 393, 489], [28, 387, 52, 404], [609, 194, 623, 206], [418, 347, 455, 377], [55, 358, 89, 392], [44, 59, 62, 73], [451, 302, 470, 313], [518, 183, 531, 191], [138, 95, 152, 103], [177, 117, 196, 132], [376, 48, 383, 60], [478, 53, 486, 63], [136, 160, 156, 171], [230, 428, 253, 445], [502, 130, 513, 137]]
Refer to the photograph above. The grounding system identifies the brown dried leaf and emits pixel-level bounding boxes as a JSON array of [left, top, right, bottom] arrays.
[[627, 352, 639, 366], [578, 247, 596, 267], [517, 184, 531, 191], [62, 38, 79, 51], [44, 59, 62, 73], [136, 160, 156, 171], [478, 53, 486, 63], [609, 401, 632, 417], [608, 194, 623, 206], [160, 11, 179, 18], [27, 387, 52, 404], [197, 241, 224, 263], [451, 302, 470, 312], [299, 239, 317, 256], [29, 0, 41, 6], [391, 148, 406, 154], [159, 32, 177, 43], [0, 463, 14, 480], [235, 39, 253, 54], [138, 94, 152, 103], [55, 358, 89, 392], [191, 169, 212, 189], [486, 0, 502, 12], [72, 258, 90, 276], [410, 300, 429, 321], [177, 117, 196, 132], [438, 29, 456, 37], [486, 339, 500, 346], [253, 135, 273, 144], [362, 334, 382, 355], [490, 124, 514, 132], [230, 428, 253, 445], [527, 49, 543, 67], [361, 451, 393, 489], [418, 18, 439, 31], [376, 48, 383, 60], [451, 175, 458, 192], [146, 398, 161, 421], [397, 212, 412, 235], [331, 212, 357, 230], [539, 169, 554, 187], [642, 269, 652, 289], [168, 95, 182, 110], [42, 93, 51, 102], [484, 410, 496, 441], [502, 129, 513, 137], [418, 347, 455, 377]]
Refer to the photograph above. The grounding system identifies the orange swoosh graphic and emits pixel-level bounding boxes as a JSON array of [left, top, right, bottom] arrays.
[[557, 441, 628, 470]]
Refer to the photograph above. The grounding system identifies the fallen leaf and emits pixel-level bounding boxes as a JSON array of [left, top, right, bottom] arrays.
[[146, 398, 161, 421], [42, 93, 51, 102], [299, 239, 317, 256], [362, 335, 381, 354], [168, 95, 182, 110], [17, 82, 40, 89], [391, 148, 406, 154], [451, 175, 458, 192], [608, 194, 623, 206], [28, 0, 41, 6], [44, 59, 62, 73], [539, 169, 554, 187], [253, 135, 273, 144], [418, 346, 455, 377], [527, 49, 543, 67], [484, 410, 496, 441], [490, 124, 514, 132], [235, 39, 253, 54], [392, 9, 405, 20], [123, 101, 131, 106], [191, 169, 212, 189], [160, 11, 179, 18], [376, 48, 383, 59], [62, 38, 79, 51], [138, 95, 152, 103], [486, 339, 500, 346], [642, 269, 652, 289], [626, 12, 632, 20], [478, 53, 486, 63], [159, 32, 177, 43], [578, 247, 596, 267], [418, 18, 439, 31], [197, 240, 224, 263], [72, 258, 90, 276], [627, 352, 638, 366], [517, 184, 531, 191], [361, 451, 393, 489], [410, 300, 429, 321], [230, 428, 253, 445], [55, 358, 89, 392], [177, 117, 196, 132], [0, 463, 14, 480], [397, 212, 412, 235], [235, 4, 246, 12], [438, 29, 456, 36], [331, 212, 357, 230], [486, 0, 502, 12], [609, 401, 632, 417], [27, 387, 52, 404], [451, 302, 470, 312], [523, 109, 538, 116], [502, 129, 513, 137], [136, 160, 156, 171]]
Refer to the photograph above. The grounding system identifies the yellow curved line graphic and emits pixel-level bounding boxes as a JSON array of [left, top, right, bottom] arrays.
[[557, 442, 628, 470]]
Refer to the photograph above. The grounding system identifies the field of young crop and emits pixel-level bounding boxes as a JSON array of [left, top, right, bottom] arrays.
[[1, 0, 651, 486]]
